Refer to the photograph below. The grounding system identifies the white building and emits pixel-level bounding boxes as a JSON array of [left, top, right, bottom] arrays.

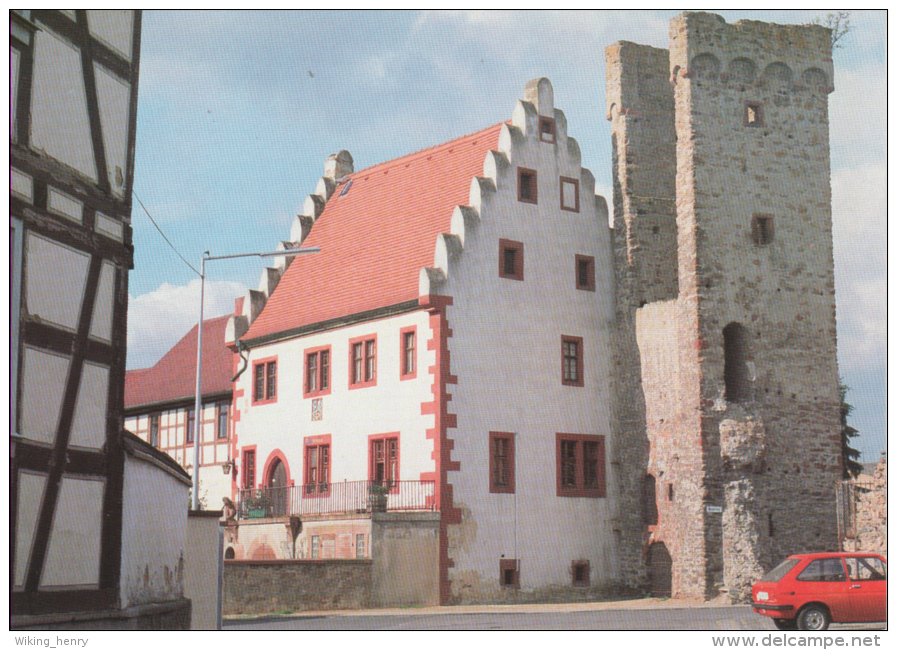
[[226, 78, 619, 603]]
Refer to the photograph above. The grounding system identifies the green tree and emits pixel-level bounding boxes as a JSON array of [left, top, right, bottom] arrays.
[[839, 380, 863, 479], [813, 11, 851, 49]]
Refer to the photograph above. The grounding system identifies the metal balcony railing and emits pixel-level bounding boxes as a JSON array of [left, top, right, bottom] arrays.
[[236, 479, 437, 520]]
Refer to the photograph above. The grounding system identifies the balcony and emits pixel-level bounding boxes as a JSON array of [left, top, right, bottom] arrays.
[[236, 479, 436, 520]]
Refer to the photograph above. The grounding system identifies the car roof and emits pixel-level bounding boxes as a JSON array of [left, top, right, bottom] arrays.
[[786, 552, 886, 560]]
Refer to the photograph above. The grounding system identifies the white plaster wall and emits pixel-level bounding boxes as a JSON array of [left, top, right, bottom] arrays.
[[235, 309, 435, 491], [87, 10, 134, 60], [120, 455, 188, 608], [436, 82, 620, 594], [21, 346, 69, 445], [69, 360, 109, 450], [94, 63, 130, 196], [31, 25, 97, 180], [26, 232, 89, 332], [186, 514, 222, 630], [89, 260, 116, 342], [14, 471, 47, 588], [41, 476, 105, 587]]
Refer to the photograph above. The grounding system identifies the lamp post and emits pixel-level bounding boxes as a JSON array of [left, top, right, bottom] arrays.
[[191, 246, 320, 510]]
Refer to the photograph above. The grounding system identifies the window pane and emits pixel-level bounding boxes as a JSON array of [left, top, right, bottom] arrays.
[[266, 361, 276, 399], [561, 440, 577, 487], [353, 343, 363, 383], [217, 403, 228, 439], [503, 248, 517, 276], [320, 350, 329, 389], [254, 364, 265, 401], [583, 441, 599, 488], [306, 353, 317, 392], [365, 340, 376, 381]]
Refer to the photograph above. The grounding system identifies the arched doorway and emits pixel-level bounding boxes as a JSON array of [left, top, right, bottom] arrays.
[[647, 542, 673, 597], [266, 457, 288, 517], [224, 547, 236, 560]]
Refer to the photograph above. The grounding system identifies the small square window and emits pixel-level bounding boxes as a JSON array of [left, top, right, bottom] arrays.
[[500, 559, 519, 589], [752, 214, 774, 246], [518, 168, 538, 204], [560, 177, 580, 213], [572, 560, 591, 587], [575, 255, 595, 292], [499, 239, 524, 281], [744, 101, 763, 127], [539, 116, 556, 144]]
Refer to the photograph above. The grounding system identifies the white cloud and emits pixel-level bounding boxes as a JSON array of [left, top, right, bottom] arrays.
[[127, 278, 248, 370]]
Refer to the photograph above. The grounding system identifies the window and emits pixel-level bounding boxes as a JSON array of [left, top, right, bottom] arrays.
[[304, 442, 330, 495], [575, 255, 595, 291], [797, 558, 846, 583], [556, 433, 606, 498], [845, 557, 886, 581], [723, 323, 751, 403], [539, 116, 556, 144], [400, 327, 416, 379], [560, 177, 580, 212], [517, 167, 537, 204], [561, 336, 584, 387], [489, 432, 515, 494], [349, 335, 377, 388], [752, 214, 774, 246], [356, 534, 366, 559], [186, 408, 195, 444], [369, 434, 399, 489], [744, 101, 763, 127], [500, 559, 519, 589], [499, 239, 524, 281], [217, 402, 229, 439], [572, 560, 590, 587], [311, 535, 321, 559], [643, 475, 658, 526], [253, 358, 277, 404], [304, 346, 331, 397], [149, 414, 159, 447], [242, 449, 256, 490]]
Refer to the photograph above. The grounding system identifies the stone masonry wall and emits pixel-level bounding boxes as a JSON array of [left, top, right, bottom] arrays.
[[669, 12, 842, 599], [845, 455, 887, 556]]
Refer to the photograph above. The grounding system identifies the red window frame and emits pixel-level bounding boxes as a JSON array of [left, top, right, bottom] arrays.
[[304, 345, 332, 397], [560, 176, 580, 213], [561, 335, 584, 387], [400, 326, 417, 380], [349, 334, 377, 389], [489, 431, 515, 494], [368, 432, 400, 493], [517, 167, 538, 204], [242, 446, 257, 490], [539, 116, 556, 144], [252, 356, 277, 404], [303, 434, 331, 496], [556, 433, 606, 498], [499, 239, 524, 281], [575, 255, 595, 292]]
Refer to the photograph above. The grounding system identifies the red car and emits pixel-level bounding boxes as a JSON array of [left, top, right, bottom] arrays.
[[751, 552, 887, 630]]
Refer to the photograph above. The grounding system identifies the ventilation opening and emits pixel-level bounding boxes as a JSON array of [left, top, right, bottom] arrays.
[[572, 560, 590, 587], [500, 559, 519, 589], [539, 115, 556, 143], [723, 322, 751, 403], [752, 214, 774, 245]]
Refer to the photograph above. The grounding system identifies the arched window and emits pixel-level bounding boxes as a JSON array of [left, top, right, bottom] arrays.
[[723, 322, 751, 403]]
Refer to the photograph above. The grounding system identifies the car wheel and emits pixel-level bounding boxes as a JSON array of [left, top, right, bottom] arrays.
[[797, 605, 830, 631], [773, 618, 798, 630]]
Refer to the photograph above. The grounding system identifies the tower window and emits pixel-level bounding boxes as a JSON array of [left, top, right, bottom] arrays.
[[539, 116, 556, 143], [499, 239, 524, 281], [723, 322, 751, 403], [575, 255, 595, 291], [752, 214, 774, 245], [518, 168, 538, 204], [744, 101, 763, 127]]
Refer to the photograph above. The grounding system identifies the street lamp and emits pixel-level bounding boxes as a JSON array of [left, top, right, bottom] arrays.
[[191, 246, 320, 510]]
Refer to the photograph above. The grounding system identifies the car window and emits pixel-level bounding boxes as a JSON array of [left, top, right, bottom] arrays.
[[797, 558, 846, 582], [761, 558, 800, 583], [845, 557, 887, 581]]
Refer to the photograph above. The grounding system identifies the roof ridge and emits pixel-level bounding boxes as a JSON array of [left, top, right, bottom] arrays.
[[348, 120, 508, 180]]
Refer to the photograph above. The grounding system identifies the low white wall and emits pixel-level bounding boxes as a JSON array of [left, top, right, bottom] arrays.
[[186, 511, 223, 630]]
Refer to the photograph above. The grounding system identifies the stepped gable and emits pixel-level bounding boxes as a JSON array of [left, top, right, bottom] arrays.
[[242, 122, 505, 341], [125, 314, 232, 408]]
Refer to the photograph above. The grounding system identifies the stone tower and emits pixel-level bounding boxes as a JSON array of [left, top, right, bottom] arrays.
[[608, 12, 842, 600]]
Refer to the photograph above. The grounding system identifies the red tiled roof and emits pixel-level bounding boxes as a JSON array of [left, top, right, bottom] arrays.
[[125, 314, 233, 409], [243, 122, 506, 341]]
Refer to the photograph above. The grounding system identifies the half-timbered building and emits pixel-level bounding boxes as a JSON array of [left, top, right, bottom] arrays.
[[10, 9, 192, 628]]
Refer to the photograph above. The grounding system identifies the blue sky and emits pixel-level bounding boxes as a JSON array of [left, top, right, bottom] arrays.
[[127, 10, 886, 461]]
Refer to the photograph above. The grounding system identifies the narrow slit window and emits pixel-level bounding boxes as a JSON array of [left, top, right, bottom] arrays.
[[575, 255, 595, 291], [744, 101, 763, 127]]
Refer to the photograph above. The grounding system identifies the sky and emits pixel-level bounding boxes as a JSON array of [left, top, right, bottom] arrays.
[[127, 10, 886, 462]]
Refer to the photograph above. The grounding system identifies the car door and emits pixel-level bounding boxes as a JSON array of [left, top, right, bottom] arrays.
[[844, 556, 887, 622], [793, 558, 851, 621]]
